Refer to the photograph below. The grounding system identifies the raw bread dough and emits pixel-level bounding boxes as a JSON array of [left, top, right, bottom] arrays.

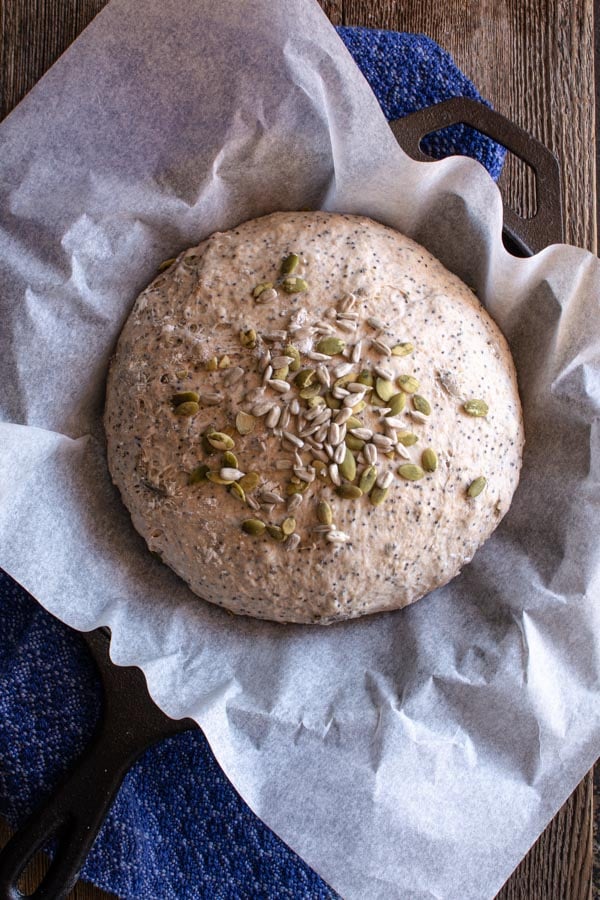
[[104, 212, 524, 624]]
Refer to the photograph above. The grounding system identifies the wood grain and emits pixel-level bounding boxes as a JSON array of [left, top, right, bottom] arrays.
[[0, 1, 596, 899]]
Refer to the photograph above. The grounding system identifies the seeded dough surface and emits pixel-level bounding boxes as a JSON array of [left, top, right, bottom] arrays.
[[104, 212, 524, 624]]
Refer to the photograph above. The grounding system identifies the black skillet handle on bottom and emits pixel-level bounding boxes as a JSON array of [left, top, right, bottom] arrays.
[[0, 629, 196, 900], [389, 96, 564, 256]]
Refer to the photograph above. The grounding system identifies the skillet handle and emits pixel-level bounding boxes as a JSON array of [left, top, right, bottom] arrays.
[[0, 630, 195, 900], [389, 96, 564, 256]]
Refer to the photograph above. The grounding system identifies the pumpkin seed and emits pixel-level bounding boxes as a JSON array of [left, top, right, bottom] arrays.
[[370, 486, 389, 506], [285, 344, 301, 372], [282, 516, 296, 535], [333, 371, 359, 388], [359, 465, 377, 494], [370, 393, 388, 408], [397, 431, 419, 446], [336, 484, 363, 499], [239, 471, 259, 492], [173, 401, 199, 417], [386, 393, 406, 417], [391, 342, 414, 356], [281, 276, 308, 293], [207, 431, 235, 451], [299, 384, 322, 399], [325, 393, 342, 410], [230, 482, 246, 503], [223, 451, 238, 468], [317, 500, 333, 525], [266, 524, 286, 541], [315, 337, 346, 356], [188, 464, 210, 485], [397, 374, 419, 394], [158, 257, 176, 272], [242, 518, 265, 536], [375, 378, 395, 402], [281, 253, 300, 275], [398, 464, 425, 481], [206, 472, 234, 485], [273, 365, 289, 381], [421, 449, 438, 472], [346, 415, 363, 430], [218, 355, 230, 369], [307, 395, 326, 409], [463, 399, 489, 417], [174, 369, 188, 380], [235, 411, 256, 435], [295, 368, 316, 389], [345, 434, 365, 451], [412, 395, 431, 416], [357, 370, 374, 387], [240, 328, 257, 348], [252, 282, 273, 298], [467, 476, 487, 498], [339, 447, 357, 482], [353, 400, 367, 413], [286, 480, 309, 495], [206, 356, 219, 372], [172, 391, 200, 406]]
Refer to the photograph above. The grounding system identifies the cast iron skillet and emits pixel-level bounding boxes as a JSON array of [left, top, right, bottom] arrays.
[[0, 97, 564, 900]]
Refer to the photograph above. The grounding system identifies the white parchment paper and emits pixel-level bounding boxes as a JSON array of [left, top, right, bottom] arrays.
[[1, 1, 599, 897]]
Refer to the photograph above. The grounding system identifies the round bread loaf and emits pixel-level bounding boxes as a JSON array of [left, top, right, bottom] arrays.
[[104, 212, 524, 624]]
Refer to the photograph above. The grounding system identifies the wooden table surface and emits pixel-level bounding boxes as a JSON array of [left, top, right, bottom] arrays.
[[0, 1, 597, 898]]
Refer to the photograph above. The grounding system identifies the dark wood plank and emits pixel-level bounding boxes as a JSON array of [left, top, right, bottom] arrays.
[[0, 2, 596, 899]]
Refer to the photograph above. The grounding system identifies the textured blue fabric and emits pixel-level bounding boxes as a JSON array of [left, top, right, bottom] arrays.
[[0, 29, 504, 900]]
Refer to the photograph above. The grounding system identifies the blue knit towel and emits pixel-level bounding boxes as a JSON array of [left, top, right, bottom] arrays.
[[0, 28, 504, 900]]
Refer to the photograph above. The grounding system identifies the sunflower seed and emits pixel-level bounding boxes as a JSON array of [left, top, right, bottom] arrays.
[[334, 442, 347, 464], [372, 339, 392, 356], [271, 355, 294, 369], [307, 351, 331, 361], [245, 387, 265, 403], [339, 293, 356, 312], [261, 490, 285, 504], [263, 330, 287, 342], [367, 316, 385, 330], [283, 430, 304, 448], [314, 321, 336, 334], [333, 362, 354, 378], [337, 320, 358, 333], [279, 407, 291, 430], [311, 448, 329, 463], [314, 424, 329, 443], [326, 530, 350, 543], [253, 401, 274, 417], [329, 463, 341, 486], [299, 424, 320, 438], [395, 443, 411, 460], [384, 416, 405, 429], [343, 392, 366, 408], [246, 496, 260, 511], [286, 533, 301, 551], [255, 288, 278, 304], [364, 443, 378, 465], [328, 422, 341, 445], [268, 379, 291, 393], [377, 470, 394, 490], [266, 406, 282, 428], [372, 434, 393, 449], [332, 386, 350, 399], [409, 410, 429, 423], [295, 467, 316, 484], [312, 409, 331, 426], [198, 392, 222, 405], [313, 523, 335, 534], [334, 407, 353, 425], [337, 311, 359, 321], [220, 467, 245, 481], [316, 364, 331, 388], [350, 427, 373, 440], [262, 364, 273, 385], [351, 341, 363, 364], [289, 398, 300, 415], [276, 458, 294, 470], [222, 366, 244, 387], [346, 382, 368, 393], [304, 404, 325, 421], [287, 493, 304, 511], [324, 442, 335, 459]]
